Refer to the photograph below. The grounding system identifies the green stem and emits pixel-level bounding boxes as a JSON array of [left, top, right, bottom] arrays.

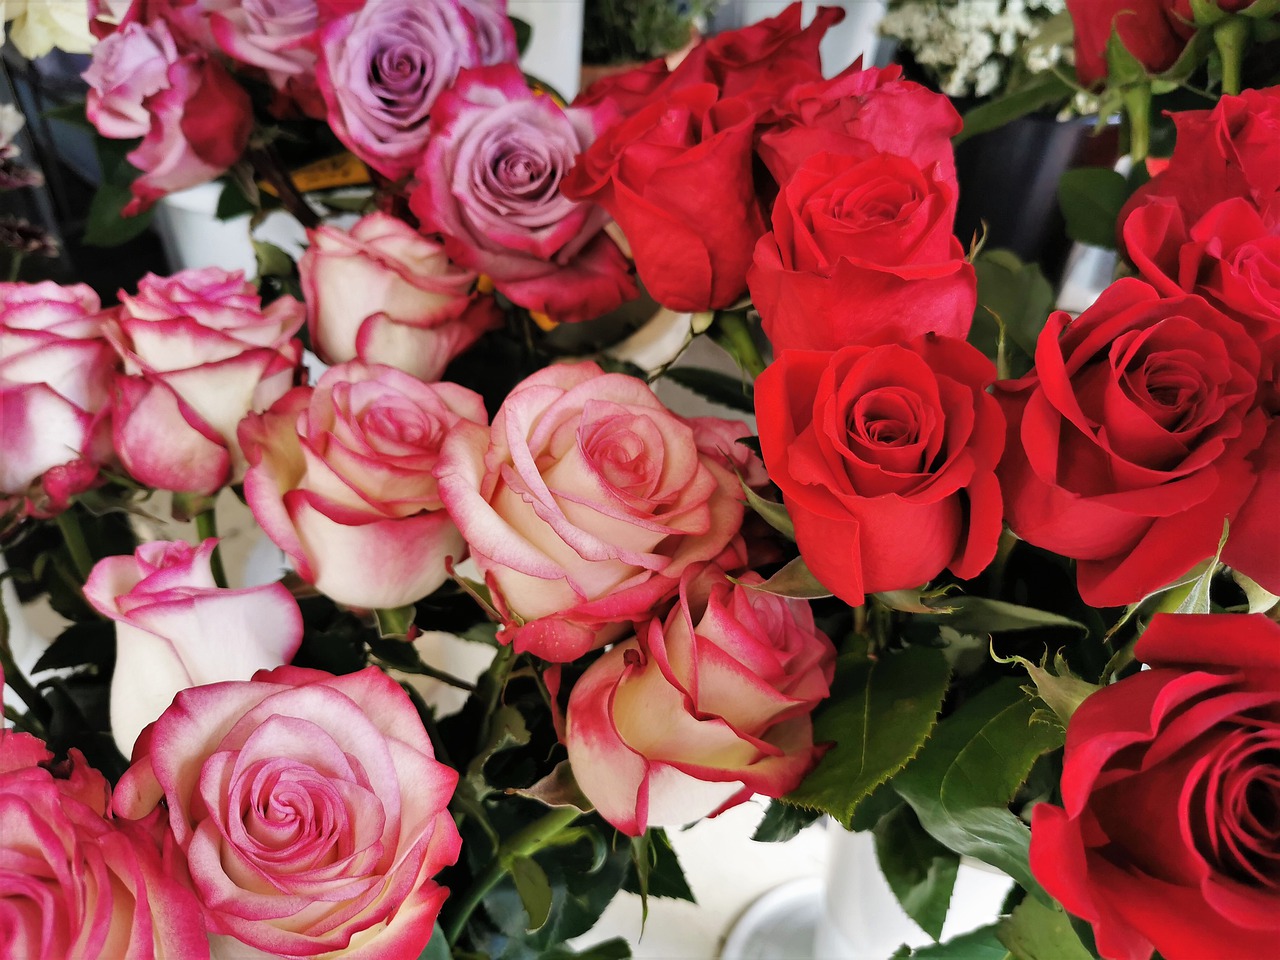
[[7, 251, 23, 282], [444, 806, 582, 945], [54, 510, 94, 581], [0, 595, 52, 733], [247, 142, 320, 230], [194, 509, 228, 589], [1214, 17, 1248, 97], [714, 311, 767, 379], [1122, 84, 1151, 165]]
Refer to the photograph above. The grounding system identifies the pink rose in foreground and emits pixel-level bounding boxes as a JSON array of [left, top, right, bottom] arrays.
[[318, 0, 478, 180], [410, 64, 637, 322], [0, 282, 116, 520], [82, 19, 252, 213], [240, 361, 487, 609], [436, 362, 747, 661], [566, 570, 835, 835], [0, 729, 208, 959], [84, 538, 303, 759], [300, 212, 501, 381], [114, 666, 462, 959], [106, 268, 304, 495]]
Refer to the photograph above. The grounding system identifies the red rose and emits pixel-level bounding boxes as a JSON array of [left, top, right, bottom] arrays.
[[749, 151, 974, 352], [755, 61, 961, 189], [755, 335, 1005, 607], [1031, 613, 1280, 960], [562, 85, 764, 312], [997, 278, 1274, 605], [574, 58, 671, 114]]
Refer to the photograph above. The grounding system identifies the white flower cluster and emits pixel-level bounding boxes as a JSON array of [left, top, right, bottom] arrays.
[[880, 0, 1068, 99]]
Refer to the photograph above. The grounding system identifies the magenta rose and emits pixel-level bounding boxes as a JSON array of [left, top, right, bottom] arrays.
[[0, 729, 208, 960], [0, 282, 116, 520], [566, 569, 835, 836], [436, 361, 748, 661], [239, 361, 488, 610], [318, 0, 478, 181], [114, 665, 463, 959], [301, 212, 501, 380], [84, 538, 304, 759], [83, 19, 252, 213], [410, 64, 636, 322], [206, 0, 322, 114], [105, 268, 304, 495]]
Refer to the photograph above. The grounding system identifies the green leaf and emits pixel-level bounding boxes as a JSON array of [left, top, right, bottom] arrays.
[[997, 896, 1092, 960], [752, 801, 821, 843], [32, 621, 115, 675], [956, 71, 1075, 143], [662, 366, 754, 413], [1057, 167, 1130, 249], [997, 650, 1099, 729], [216, 178, 257, 220], [254, 239, 296, 280], [787, 647, 951, 827], [623, 829, 696, 903], [971, 250, 1055, 378], [43, 100, 94, 130], [510, 855, 553, 931], [417, 923, 451, 960], [735, 556, 832, 599], [893, 679, 1062, 898], [902, 923, 1009, 959], [374, 604, 417, 639], [740, 481, 794, 540], [542, 938, 632, 960], [463, 705, 531, 802], [1174, 520, 1228, 614], [874, 805, 960, 941], [83, 138, 155, 247], [510, 15, 532, 55], [1233, 569, 1279, 614], [928, 597, 1088, 636]]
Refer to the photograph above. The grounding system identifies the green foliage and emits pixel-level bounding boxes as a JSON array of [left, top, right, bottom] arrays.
[[895, 924, 1009, 959], [1057, 167, 1131, 249], [736, 556, 832, 600], [956, 71, 1077, 144], [997, 896, 1093, 960], [787, 647, 951, 827], [663, 366, 754, 413], [752, 801, 821, 843], [581, 0, 714, 64], [874, 805, 960, 941], [970, 250, 1055, 380], [623, 829, 697, 904], [84, 137, 155, 247]]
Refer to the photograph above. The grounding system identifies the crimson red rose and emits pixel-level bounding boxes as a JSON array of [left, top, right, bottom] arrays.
[[575, 59, 671, 114], [997, 278, 1275, 605], [755, 61, 962, 189], [1031, 613, 1280, 960], [749, 151, 974, 352], [755, 335, 1004, 607], [563, 84, 764, 311]]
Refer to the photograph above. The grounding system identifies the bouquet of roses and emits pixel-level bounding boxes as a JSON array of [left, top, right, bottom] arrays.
[[2, 2, 1278, 958]]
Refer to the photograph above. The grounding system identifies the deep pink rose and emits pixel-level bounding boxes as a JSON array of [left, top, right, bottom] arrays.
[[0, 729, 208, 960], [106, 268, 304, 496], [114, 666, 462, 959], [0, 282, 116, 519], [83, 20, 180, 139], [566, 569, 835, 836], [239, 361, 488, 609], [410, 64, 636, 322], [84, 538, 304, 759], [436, 362, 748, 661], [206, 0, 322, 114], [300, 212, 501, 380], [318, 0, 478, 180]]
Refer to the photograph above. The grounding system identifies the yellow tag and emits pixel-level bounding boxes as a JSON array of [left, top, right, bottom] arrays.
[[476, 274, 496, 295], [259, 152, 371, 197], [530, 311, 559, 332]]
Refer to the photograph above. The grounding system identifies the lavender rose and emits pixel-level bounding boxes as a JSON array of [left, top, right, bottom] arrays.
[[410, 64, 636, 322], [318, 0, 478, 181]]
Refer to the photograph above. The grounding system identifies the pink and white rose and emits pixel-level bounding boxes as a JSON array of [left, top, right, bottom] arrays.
[[83, 538, 304, 759], [436, 362, 748, 662], [566, 570, 836, 835], [410, 64, 636, 322], [0, 729, 209, 960], [239, 361, 488, 610], [83, 20, 180, 139], [114, 665, 462, 959], [318, 0, 478, 181], [106, 268, 304, 496], [0, 282, 116, 519], [300, 212, 501, 381]]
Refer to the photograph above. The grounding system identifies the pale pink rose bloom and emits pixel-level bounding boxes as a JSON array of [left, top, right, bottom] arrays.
[[83, 538, 304, 759], [114, 665, 462, 960], [83, 20, 180, 139], [239, 361, 488, 609], [205, 0, 323, 114], [300, 212, 500, 381], [106, 268, 304, 495], [436, 361, 749, 661], [0, 729, 209, 960], [566, 570, 836, 835], [458, 0, 519, 66], [0, 282, 116, 519]]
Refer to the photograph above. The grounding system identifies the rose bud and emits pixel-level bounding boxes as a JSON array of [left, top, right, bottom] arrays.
[[0, 282, 116, 520], [566, 570, 836, 836], [239, 361, 488, 610], [300, 212, 500, 381], [410, 64, 637, 323], [436, 361, 748, 662], [1031, 613, 1280, 960], [0, 729, 208, 959], [83, 538, 304, 759], [318, 0, 478, 181], [756, 335, 1005, 607], [106, 268, 304, 496], [114, 665, 462, 959]]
